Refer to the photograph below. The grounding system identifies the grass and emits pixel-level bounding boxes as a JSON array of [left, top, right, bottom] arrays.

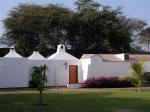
[[0, 88, 150, 112]]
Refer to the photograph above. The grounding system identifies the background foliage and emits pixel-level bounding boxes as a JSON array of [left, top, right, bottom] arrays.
[[1, 0, 147, 57]]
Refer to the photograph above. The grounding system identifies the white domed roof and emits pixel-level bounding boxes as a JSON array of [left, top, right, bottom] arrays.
[[28, 51, 46, 60], [48, 44, 79, 61], [4, 49, 23, 58]]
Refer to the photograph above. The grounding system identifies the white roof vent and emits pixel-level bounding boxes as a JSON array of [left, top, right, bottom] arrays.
[[57, 44, 65, 52], [4, 49, 23, 58]]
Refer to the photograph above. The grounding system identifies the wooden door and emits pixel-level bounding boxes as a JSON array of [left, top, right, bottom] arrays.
[[69, 65, 78, 84]]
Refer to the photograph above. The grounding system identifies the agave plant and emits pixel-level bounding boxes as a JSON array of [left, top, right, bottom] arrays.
[[130, 61, 145, 92], [29, 64, 48, 105]]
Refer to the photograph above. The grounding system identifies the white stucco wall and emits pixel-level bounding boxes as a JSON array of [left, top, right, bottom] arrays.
[[144, 61, 150, 72], [81, 58, 91, 81], [81, 55, 131, 81], [0, 63, 4, 88], [50, 60, 82, 86], [0, 58, 29, 88], [0, 54, 150, 88], [28, 59, 58, 87], [28, 59, 82, 87]]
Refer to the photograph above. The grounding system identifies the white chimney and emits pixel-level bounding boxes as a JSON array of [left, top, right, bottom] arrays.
[[57, 44, 66, 52]]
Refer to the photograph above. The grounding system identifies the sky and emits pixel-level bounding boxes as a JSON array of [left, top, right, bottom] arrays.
[[0, 0, 150, 38]]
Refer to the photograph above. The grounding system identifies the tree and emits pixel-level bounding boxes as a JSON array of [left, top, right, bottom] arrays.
[[139, 27, 150, 52], [130, 61, 145, 92], [37, 39, 49, 57], [29, 64, 48, 105], [3, 4, 71, 49], [68, 5, 133, 52], [15, 35, 32, 57], [75, 0, 100, 11], [125, 18, 146, 40], [3, 2, 147, 55]]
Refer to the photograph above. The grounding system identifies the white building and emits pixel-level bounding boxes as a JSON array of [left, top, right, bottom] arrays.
[[47, 44, 82, 87], [0, 45, 150, 88], [81, 53, 150, 81], [0, 45, 82, 88]]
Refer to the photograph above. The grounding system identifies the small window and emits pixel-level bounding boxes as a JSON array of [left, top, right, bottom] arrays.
[[61, 46, 63, 49]]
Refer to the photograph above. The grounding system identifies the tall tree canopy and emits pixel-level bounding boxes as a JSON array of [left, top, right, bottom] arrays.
[[4, 4, 71, 49], [139, 27, 150, 52], [15, 35, 32, 57], [75, 0, 100, 11], [2, 0, 147, 56]]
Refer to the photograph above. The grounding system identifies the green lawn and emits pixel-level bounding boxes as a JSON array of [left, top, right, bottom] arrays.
[[0, 89, 150, 112]]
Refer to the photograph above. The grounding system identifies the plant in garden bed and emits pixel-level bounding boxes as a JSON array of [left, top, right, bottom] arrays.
[[29, 64, 48, 105], [81, 77, 134, 88], [130, 61, 145, 92]]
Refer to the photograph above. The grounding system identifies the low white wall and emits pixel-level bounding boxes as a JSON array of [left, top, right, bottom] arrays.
[[28, 60, 82, 87], [82, 59, 130, 81], [88, 61, 131, 77], [0, 64, 4, 88], [0, 58, 29, 88], [144, 61, 150, 72], [28, 60, 56, 87], [46, 61, 57, 86], [0, 57, 82, 88], [81, 57, 150, 81]]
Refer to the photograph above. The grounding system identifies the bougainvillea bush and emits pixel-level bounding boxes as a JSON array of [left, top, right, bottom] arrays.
[[81, 77, 134, 88]]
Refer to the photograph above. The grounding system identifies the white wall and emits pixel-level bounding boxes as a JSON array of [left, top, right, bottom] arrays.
[[52, 60, 82, 86], [0, 58, 29, 88], [28, 59, 82, 87], [0, 63, 4, 88], [144, 61, 150, 72], [28, 60, 56, 86], [46, 60, 57, 86], [81, 55, 131, 81], [81, 58, 91, 81], [1, 54, 150, 88]]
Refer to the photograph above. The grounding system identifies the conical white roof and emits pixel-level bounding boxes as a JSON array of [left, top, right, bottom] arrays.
[[4, 49, 23, 58], [28, 51, 46, 60], [48, 44, 79, 61]]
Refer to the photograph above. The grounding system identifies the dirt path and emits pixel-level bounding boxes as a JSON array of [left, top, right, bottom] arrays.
[[0, 87, 150, 94]]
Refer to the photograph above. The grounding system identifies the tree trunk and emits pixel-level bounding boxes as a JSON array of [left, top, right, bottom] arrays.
[[138, 86, 142, 92], [39, 90, 43, 105], [138, 81, 142, 92], [148, 41, 150, 52]]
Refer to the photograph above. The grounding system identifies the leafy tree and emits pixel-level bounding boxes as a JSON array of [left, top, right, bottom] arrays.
[[139, 27, 150, 52], [37, 39, 49, 57], [125, 18, 146, 39], [3, 4, 71, 49], [3, 2, 147, 55], [75, 0, 100, 11], [29, 64, 48, 105], [130, 61, 145, 92], [15, 35, 32, 57], [68, 6, 132, 52]]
